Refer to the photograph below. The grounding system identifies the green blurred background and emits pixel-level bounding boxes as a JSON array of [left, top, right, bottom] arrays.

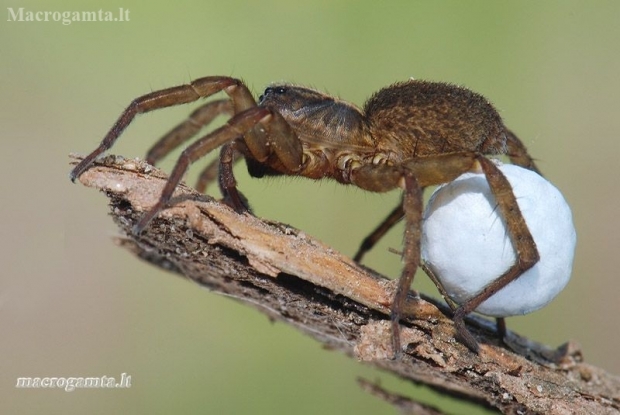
[[2, 1, 619, 414]]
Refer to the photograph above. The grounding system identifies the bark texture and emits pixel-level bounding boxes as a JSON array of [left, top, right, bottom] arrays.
[[72, 154, 620, 415]]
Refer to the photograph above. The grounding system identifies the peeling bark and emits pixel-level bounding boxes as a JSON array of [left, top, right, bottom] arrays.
[[71, 154, 620, 415]]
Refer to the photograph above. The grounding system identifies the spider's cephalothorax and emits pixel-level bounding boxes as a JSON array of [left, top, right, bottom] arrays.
[[70, 76, 541, 356]]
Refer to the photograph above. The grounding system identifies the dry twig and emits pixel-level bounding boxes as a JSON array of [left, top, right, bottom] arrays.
[[71, 154, 620, 415]]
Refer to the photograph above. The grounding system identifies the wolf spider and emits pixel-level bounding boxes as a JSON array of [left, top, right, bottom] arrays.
[[70, 76, 541, 356]]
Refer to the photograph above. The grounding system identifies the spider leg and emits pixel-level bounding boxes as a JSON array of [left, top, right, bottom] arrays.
[[217, 142, 250, 212], [423, 262, 509, 343], [146, 99, 233, 166], [354, 132, 540, 266], [401, 154, 539, 352], [421, 262, 459, 311], [505, 130, 541, 175], [195, 157, 220, 193], [350, 153, 480, 356], [351, 153, 539, 354], [213, 109, 304, 211], [496, 317, 507, 339], [353, 203, 404, 263], [132, 107, 270, 234], [475, 130, 542, 344], [451, 156, 539, 352], [194, 147, 242, 194], [70, 76, 255, 181], [133, 107, 304, 234], [392, 171, 423, 358]]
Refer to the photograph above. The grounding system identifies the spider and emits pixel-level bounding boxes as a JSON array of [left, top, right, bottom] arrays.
[[70, 76, 541, 356]]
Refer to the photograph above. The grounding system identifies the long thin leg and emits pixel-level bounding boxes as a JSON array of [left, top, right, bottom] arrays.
[[350, 152, 539, 354], [506, 130, 541, 174], [70, 76, 255, 181], [132, 107, 271, 234], [496, 317, 507, 339], [144, 98, 238, 195], [421, 263, 459, 311], [424, 262, 507, 341], [194, 157, 220, 193], [350, 155, 475, 357], [197, 110, 303, 211], [146, 99, 233, 165], [391, 171, 423, 358], [452, 157, 539, 352], [133, 105, 305, 234], [353, 130, 540, 268], [353, 203, 404, 263], [217, 143, 250, 212], [195, 147, 242, 194]]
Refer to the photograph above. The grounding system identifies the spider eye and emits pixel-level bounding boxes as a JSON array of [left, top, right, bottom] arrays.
[[259, 86, 287, 103], [263, 86, 286, 96]]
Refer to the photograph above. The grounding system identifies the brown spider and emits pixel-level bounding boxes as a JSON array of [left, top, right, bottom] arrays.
[[70, 76, 541, 356]]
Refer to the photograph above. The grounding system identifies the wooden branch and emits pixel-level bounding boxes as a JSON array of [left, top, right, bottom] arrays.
[[71, 154, 620, 415]]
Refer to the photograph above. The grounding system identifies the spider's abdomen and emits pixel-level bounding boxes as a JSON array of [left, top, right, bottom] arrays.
[[364, 80, 508, 159]]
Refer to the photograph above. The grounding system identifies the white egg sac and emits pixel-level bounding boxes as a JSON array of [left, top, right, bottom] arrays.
[[421, 162, 576, 317]]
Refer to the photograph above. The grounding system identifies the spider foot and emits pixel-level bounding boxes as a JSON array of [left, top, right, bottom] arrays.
[[221, 188, 252, 214], [131, 200, 167, 235], [390, 322, 403, 360], [454, 310, 481, 354]]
